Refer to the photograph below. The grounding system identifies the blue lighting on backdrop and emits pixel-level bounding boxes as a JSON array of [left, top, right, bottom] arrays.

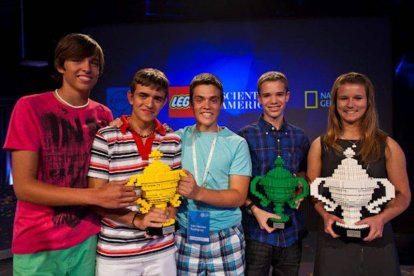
[[88, 17, 393, 140], [1, 17, 396, 186]]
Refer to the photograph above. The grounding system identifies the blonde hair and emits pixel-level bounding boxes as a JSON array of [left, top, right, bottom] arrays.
[[257, 71, 289, 94]]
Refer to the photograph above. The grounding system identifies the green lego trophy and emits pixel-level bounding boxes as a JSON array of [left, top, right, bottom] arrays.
[[250, 156, 309, 229]]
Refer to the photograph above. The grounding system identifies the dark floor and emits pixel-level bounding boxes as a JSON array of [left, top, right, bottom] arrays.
[[0, 257, 12, 276]]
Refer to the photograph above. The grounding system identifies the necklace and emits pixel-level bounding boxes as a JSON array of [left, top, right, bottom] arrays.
[[137, 129, 154, 138], [127, 117, 154, 138], [347, 140, 358, 148], [54, 89, 89, 108]]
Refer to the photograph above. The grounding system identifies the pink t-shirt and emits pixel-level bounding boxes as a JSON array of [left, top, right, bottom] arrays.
[[3, 91, 113, 254]]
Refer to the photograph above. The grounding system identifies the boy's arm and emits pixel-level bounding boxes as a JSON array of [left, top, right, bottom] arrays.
[[89, 176, 170, 229], [178, 171, 250, 207], [12, 150, 137, 208]]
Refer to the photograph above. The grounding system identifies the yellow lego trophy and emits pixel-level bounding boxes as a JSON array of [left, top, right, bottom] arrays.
[[127, 149, 185, 235]]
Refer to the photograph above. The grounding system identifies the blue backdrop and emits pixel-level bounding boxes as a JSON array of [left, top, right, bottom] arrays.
[[87, 17, 392, 140]]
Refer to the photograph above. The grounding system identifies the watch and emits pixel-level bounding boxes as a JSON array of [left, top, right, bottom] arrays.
[[246, 202, 256, 215]]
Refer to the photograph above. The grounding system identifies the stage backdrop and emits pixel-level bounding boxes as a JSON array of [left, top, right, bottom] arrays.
[[86, 17, 392, 140]]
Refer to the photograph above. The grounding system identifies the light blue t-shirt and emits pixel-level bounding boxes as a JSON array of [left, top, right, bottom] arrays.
[[176, 125, 252, 231]]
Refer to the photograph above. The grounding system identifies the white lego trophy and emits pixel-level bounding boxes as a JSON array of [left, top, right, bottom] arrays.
[[311, 147, 395, 239]]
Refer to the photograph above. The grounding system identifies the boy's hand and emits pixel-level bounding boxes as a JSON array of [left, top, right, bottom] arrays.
[[109, 117, 123, 128], [95, 180, 137, 208], [162, 123, 174, 132], [177, 170, 201, 200]]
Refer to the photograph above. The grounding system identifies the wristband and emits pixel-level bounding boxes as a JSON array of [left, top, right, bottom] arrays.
[[246, 202, 256, 215], [131, 212, 140, 228]]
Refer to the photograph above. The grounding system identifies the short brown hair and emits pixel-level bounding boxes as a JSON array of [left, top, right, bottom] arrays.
[[130, 68, 169, 96], [189, 73, 224, 103], [54, 33, 104, 83]]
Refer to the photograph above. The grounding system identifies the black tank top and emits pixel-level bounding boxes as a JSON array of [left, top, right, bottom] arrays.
[[319, 136, 395, 247]]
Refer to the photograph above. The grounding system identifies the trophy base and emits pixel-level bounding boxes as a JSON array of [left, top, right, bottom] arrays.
[[266, 218, 291, 229], [332, 222, 369, 240], [146, 221, 179, 236]]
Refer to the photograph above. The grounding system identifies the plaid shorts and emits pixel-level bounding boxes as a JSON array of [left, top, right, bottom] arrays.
[[176, 223, 245, 276]]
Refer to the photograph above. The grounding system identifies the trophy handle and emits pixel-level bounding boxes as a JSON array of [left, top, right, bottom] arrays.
[[170, 193, 182, 207], [366, 179, 395, 213], [250, 176, 270, 207], [310, 178, 338, 211], [127, 175, 141, 187], [136, 198, 152, 213], [288, 177, 309, 208]]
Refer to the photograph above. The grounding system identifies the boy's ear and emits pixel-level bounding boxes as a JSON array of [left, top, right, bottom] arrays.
[[56, 65, 65, 74], [161, 96, 167, 107], [127, 90, 133, 105]]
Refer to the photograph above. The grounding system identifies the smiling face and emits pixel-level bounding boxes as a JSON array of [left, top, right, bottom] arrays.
[[128, 84, 166, 127], [258, 80, 290, 127], [191, 84, 222, 132], [58, 56, 100, 94], [336, 83, 367, 126]]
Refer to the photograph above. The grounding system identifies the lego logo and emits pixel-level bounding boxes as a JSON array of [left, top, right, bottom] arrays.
[[169, 86, 193, 118], [170, 95, 190, 109]]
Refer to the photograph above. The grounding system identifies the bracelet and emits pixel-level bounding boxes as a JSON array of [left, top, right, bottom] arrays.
[[131, 212, 140, 228], [246, 202, 256, 215]]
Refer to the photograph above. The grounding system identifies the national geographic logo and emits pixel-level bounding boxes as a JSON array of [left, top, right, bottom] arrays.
[[304, 91, 331, 109]]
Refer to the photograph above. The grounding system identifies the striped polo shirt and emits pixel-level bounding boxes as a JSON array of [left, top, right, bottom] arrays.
[[88, 119, 181, 261]]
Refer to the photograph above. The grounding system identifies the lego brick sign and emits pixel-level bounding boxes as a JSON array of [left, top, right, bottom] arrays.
[[168, 86, 193, 118]]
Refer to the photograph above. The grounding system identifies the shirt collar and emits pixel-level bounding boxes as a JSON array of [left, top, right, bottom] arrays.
[[120, 115, 166, 135], [258, 114, 287, 132]]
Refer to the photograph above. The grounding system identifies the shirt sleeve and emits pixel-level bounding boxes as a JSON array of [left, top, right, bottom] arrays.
[[3, 97, 41, 151], [88, 130, 110, 180], [230, 137, 252, 177], [174, 128, 184, 138]]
